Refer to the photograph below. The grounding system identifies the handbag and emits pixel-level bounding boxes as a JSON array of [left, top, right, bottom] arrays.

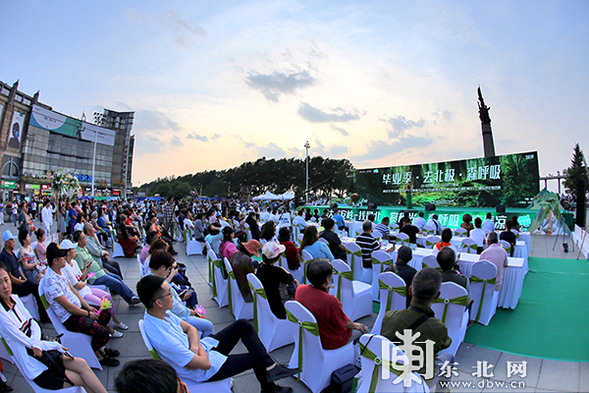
[[329, 364, 360, 393], [27, 349, 74, 386]]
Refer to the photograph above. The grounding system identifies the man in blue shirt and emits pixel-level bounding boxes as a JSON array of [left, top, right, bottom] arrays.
[[332, 209, 345, 231], [137, 275, 298, 393]]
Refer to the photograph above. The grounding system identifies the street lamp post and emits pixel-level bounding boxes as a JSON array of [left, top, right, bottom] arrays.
[[92, 112, 103, 198], [304, 141, 310, 204]]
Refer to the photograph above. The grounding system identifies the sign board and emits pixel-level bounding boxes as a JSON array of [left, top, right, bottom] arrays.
[[1, 181, 17, 189]]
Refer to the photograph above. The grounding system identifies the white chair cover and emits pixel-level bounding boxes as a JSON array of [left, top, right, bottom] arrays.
[[371, 272, 407, 335], [317, 238, 329, 245], [184, 228, 203, 256], [371, 250, 395, 302], [285, 301, 355, 393], [280, 253, 303, 283], [138, 320, 231, 392], [389, 223, 399, 231], [422, 224, 435, 236], [343, 242, 364, 282], [20, 293, 40, 322], [246, 274, 296, 351], [431, 282, 469, 357], [38, 279, 102, 370], [499, 240, 513, 255], [224, 258, 253, 320], [244, 222, 252, 242], [425, 236, 440, 249], [461, 238, 478, 254], [454, 228, 467, 236], [137, 254, 148, 277], [357, 334, 429, 393], [421, 255, 441, 271], [331, 259, 372, 321], [396, 232, 410, 246], [300, 249, 314, 284], [110, 230, 125, 258], [207, 244, 228, 308], [470, 261, 499, 326]]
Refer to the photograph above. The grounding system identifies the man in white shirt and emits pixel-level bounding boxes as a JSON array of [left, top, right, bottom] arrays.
[[426, 214, 442, 235], [413, 211, 427, 231], [482, 213, 495, 233], [470, 218, 487, 253], [41, 199, 54, 236], [137, 275, 297, 392]]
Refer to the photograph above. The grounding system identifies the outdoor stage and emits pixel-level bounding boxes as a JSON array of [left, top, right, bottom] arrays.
[[302, 205, 574, 232]]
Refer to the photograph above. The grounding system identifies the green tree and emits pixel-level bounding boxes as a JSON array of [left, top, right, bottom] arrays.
[[563, 143, 588, 198]]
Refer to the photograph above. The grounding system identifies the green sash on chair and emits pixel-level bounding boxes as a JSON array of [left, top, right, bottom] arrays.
[[333, 268, 354, 301], [40, 293, 49, 310], [227, 269, 236, 315], [209, 256, 222, 297], [345, 248, 362, 277], [286, 309, 320, 381], [359, 341, 405, 393], [466, 243, 477, 253], [299, 255, 307, 283], [421, 262, 442, 272], [378, 280, 406, 313], [248, 281, 267, 332], [0, 338, 13, 357], [372, 255, 393, 274], [470, 275, 496, 323], [425, 239, 437, 248], [432, 295, 468, 324]]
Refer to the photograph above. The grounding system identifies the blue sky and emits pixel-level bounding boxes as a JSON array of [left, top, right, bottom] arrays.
[[1, 1, 587, 189]]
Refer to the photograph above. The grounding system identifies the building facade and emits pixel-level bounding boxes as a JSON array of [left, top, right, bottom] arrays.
[[0, 79, 135, 200]]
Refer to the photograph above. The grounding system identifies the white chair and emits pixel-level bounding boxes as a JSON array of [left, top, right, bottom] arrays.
[[317, 238, 329, 245], [244, 222, 252, 242], [184, 228, 203, 256], [280, 253, 303, 284], [300, 249, 313, 284], [389, 223, 399, 231], [138, 320, 231, 393], [110, 229, 125, 258], [461, 238, 478, 254], [371, 272, 408, 335], [331, 259, 372, 321], [499, 240, 513, 255], [431, 282, 469, 357], [20, 293, 40, 321], [396, 232, 410, 246], [38, 280, 102, 370], [207, 244, 228, 308], [454, 228, 467, 236], [424, 236, 440, 249], [285, 301, 355, 393], [422, 224, 435, 236], [421, 255, 441, 271], [470, 261, 499, 326], [0, 335, 86, 392], [224, 258, 253, 320], [371, 250, 395, 302], [343, 241, 364, 282], [246, 274, 296, 351], [357, 334, 429, 393], [137, 254, 148, 277]]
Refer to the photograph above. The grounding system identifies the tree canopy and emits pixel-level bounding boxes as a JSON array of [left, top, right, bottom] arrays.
[[563, 143, 588, 198]]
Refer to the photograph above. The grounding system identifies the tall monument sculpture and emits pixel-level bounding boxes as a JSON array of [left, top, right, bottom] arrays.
[[478, 86, 496, 157]]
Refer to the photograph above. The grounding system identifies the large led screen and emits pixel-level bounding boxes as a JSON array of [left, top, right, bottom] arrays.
[[353, 152, 539, 208]]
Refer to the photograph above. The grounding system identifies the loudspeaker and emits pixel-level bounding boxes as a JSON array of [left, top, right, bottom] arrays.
[[368, 203, 378, 209], [425, 203, 436, 211], [496, 205, 506, 213]]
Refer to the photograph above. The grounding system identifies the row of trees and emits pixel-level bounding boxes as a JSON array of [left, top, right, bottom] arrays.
[[137, 156, 355, 199]]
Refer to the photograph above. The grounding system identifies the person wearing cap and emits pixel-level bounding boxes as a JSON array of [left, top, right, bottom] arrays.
[[73, 231, 141, 306], [0, 230, 49, 322], [43, 243, 120, 367], [60, 239, 128, 335], [256, 242, 298, 319], [231, 239, 261, 303], [384, 246, 417, 308]]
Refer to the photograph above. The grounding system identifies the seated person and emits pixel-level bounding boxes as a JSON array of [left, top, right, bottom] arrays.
[[470, 217, 487, 254], [0, 263, 107, 393], [384, 246, 417, 308], [17, 229, 45, 283], [460, 213, 474, 236], [137, 274, 298, 393], [413, 211, 427, 232], [140, 231, 159, 265], [245, 212, 260, 240], [426, 214, 442, 235], [331, 209, 345, 231], [482, 212, 495, 233], [433, 228, 459, 260], [193, 213, 206, 242], [399, 217, 420, 244], [115, 214, 139, 258], [291, 209, 307, 235], [145, 214, 178, 255], [35, 228, 48, 262], [479, 232, 508, 291], [356, 220, 394, 270], [437, 247, 473, 314], [319, 218, 346, 261], [500, 220, 517, 256], [115, 359, 184, 393], [295, 258, 367, 349], [256, 242, 298, 319], [43, 243, 120, 367], [373, 216, 393, 240], [277, 227, 300, 271], [299, 226, 333, 261], [205, 223, 223, 255], [84, 224, 123, 279], [259, 221, 276, 244], [380, 267, 452, 379], [219, 227, 238, 262], [148, 250, 213, 337], [74, 231, 141, 306], [231, 239, 262, 303]]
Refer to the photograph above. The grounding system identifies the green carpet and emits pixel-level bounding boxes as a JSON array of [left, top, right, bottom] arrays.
[[465, 257, 589, 362]]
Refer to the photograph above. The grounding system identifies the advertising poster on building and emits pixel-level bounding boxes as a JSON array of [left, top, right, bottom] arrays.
[[353, 152, 539, 208], [8, 111, 25, 150], [30, 104, 115, 146]]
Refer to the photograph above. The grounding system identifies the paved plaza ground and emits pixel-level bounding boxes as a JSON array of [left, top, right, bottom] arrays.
[[1, 220, 587, 393]]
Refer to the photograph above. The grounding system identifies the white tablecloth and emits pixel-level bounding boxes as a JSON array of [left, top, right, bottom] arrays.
[[387, 248, 525, 309]]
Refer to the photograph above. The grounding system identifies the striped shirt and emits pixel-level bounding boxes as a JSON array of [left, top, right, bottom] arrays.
[[356, 233, 379, 262]]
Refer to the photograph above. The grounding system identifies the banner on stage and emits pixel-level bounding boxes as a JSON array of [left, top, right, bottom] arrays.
[[353, 152, 539, 208]]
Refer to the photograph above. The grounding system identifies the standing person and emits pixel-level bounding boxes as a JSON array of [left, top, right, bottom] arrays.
[[41, 199, 54, 237], [0, 264, 107, 393], [68, 202, 78, 237], [162, 198, 176, 243], [0, 200, 4, 226], [17, 203, 29, 233], [42, 243, 120, 367]]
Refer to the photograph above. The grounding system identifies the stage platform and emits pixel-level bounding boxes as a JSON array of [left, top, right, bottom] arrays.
[[302, 205, 574, 232]]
